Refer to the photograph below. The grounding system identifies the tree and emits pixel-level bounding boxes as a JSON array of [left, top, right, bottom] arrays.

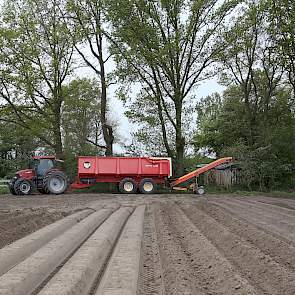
[[62, 78, 104, 155], [0, 121, 38, 177], [107, 0, 238, 175], [267, 0, 295, 94], [124, 88, 175, 157], [217, 0, 284, 146], [0, 0, 74, 159], [194, 84, 295, 189], [194, 92, 225, 155], [65, 0, 115, 156]]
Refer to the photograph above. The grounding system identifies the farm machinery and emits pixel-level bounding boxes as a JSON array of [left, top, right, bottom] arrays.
[[8, 156, 68, 196], [8, 155, 232, 196]]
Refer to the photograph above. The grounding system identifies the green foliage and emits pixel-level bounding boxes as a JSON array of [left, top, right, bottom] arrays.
[[194, 83, 295, 189], [62, 78, 105, 177], [224, 142, 294, 190], [0, 0, 75, 158], [0, 186, 9, 195], [62, 78, 102, 155], [107, 0, 239, 175], [192, 1, 295, 190], [0, 121, 38, 178], [267, 0, 295, 92], [65, 0, 116, 156]]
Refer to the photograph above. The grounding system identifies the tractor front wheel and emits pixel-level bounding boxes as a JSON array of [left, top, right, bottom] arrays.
[[14, 178, 33, 196], [43, 172, 68, 195]]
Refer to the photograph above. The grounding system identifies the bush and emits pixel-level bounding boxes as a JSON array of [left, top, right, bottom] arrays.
[[223, 142, 295, 190]]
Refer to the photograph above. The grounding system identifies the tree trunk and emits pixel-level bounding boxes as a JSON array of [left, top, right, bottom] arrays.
[[100, 73, 114, 156], [53, 124, 63, 160], [174, 99, 185, 177], [99, 36, 113, 156], [53, 101, 64, 160], [155, 96, 174, 159], [175, 133, 185, 176]]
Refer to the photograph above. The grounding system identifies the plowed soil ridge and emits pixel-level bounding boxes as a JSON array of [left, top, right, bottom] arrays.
[[190, 201, 295, 271], [181, 202, 295, 295], [219, 198, 295, 219], [2, 194, 295, 295], [154, 203, 256, 295], [0, 209, 67, 248], [213, 199, 295, 242], [138, 205, 165, 295]]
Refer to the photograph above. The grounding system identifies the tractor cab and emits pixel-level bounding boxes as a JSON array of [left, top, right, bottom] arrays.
[[9, 156, 68, 196], [29, 156, 56, 177]]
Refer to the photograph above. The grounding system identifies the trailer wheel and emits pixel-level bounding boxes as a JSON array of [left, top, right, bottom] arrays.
[[139, 178, 155, 194], [43, 171, 68, 195], [119, 178, 137, 194], [14, 178, 33, 196]]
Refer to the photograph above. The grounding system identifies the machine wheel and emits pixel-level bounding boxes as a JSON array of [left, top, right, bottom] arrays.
[[43, 171, 68, 195], [139, 178, 155, 194], [196, 186, 205, 195], [118, 178, 137, 194], [14, 178, 33, 196], [8, 183, 17, 195]]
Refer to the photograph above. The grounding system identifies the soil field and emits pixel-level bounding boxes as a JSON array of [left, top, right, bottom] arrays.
[[1, 193, 295, 294]]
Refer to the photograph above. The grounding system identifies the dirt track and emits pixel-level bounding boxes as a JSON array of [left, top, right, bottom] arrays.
[[1, 193, 295, 294]]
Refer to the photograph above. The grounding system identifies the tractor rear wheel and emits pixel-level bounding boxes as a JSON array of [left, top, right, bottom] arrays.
[[139, 178, 156, 194], [8, 179, 17, 195], [118, 178, 137, 194], [14, 178, 33, 196], [43, 172, 68, 195]]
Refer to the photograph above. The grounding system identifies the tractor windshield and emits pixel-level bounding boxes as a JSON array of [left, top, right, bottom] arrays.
[[35, 159, 55, 176]]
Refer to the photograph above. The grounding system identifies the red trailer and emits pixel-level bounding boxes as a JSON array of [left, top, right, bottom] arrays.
[[71, 156, 172, 194], [71, 156, 232, 194]]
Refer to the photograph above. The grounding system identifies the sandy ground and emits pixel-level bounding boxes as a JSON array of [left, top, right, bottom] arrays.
[[1, 193, 295, 294]]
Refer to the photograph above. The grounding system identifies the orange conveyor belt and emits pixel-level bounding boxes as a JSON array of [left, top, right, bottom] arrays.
[[170, 157, 233, 187]]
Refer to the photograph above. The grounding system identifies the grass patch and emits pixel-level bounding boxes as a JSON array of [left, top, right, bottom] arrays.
[[205, 185, 295, 198], [0, 186, 9, 194], [233, 190, 295, 199]]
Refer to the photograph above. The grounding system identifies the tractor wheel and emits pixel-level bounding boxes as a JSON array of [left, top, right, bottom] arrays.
[[43, 171, 68, 195], [118, 178, 137, 194], [139, 178, 156, 194], [8, 179, 17, 195], [14, 178, 33, 196]]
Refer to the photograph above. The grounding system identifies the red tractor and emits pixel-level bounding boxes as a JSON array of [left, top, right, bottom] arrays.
[[8, 156, 68, 196]]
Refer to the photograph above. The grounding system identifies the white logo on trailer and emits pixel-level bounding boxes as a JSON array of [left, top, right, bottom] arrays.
[[83, 162, 91, 169]]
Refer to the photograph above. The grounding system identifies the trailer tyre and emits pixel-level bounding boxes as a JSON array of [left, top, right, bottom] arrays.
[[139, 178, 155, 194], [119, 178, 137, 194], [14, 178, 34, 196], [43, 171, 68, 195]]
